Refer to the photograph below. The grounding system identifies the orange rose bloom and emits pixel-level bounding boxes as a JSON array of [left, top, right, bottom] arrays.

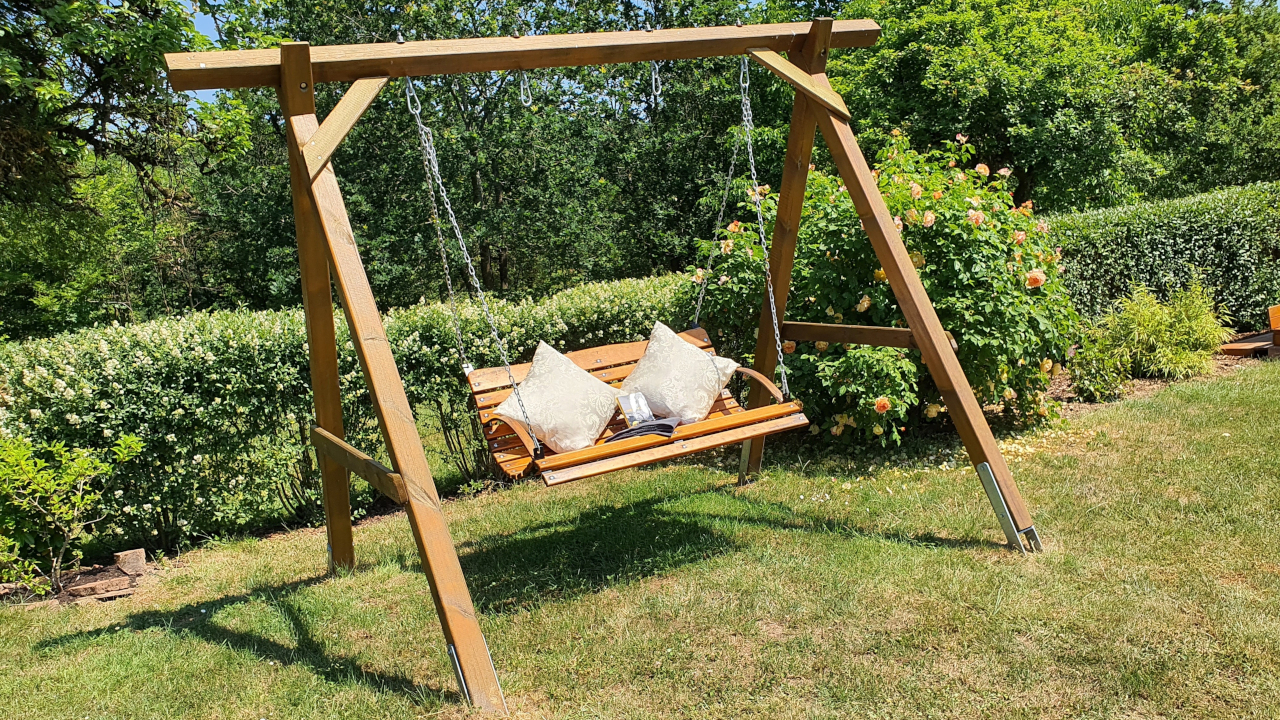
[[1026, 269, 1047, 288], [782, 340, 797, 354], [874, 397, 891, 414]]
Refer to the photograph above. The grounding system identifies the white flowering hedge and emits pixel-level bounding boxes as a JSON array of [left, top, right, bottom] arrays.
[[1052, 183, 1280, 330], [0, 275, 691, 549]]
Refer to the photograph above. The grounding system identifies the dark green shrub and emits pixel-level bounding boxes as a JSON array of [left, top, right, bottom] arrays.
[[0, 275, 691, 549], [1052, 184, 1280, 330]]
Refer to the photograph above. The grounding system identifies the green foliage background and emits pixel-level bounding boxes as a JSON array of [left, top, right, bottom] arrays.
[[0, 276, 692, 549], [1052, 183, 1280, 330], [4, 0, 1280, 339], [698, 136, 1078, 444]]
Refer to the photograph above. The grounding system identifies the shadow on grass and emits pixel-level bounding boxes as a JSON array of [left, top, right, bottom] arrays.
[[36, 574, 461, 707], [428, 479, 1002, 614], [36, 473, 1002, 709]]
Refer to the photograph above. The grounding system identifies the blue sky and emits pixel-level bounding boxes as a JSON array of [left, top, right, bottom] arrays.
[[189, 12, 220, 102]]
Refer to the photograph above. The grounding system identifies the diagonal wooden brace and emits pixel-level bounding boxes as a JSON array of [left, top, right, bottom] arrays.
[[301, 76, 388, 180], [281, 43, 507, 713], [806, 78, 1039, 547]]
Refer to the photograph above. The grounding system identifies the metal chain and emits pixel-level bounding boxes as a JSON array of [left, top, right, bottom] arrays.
[[650, 60, 662, 99], [738, 56, 790, 398], [404, 78, 543, 457], [406, 80, 473, 376], [692, 128, 741, 326]]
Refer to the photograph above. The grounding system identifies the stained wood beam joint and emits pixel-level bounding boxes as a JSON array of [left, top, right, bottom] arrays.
[[310, 425, 407, 504], [298, 77, 388, 180], [747, 48, 851, 120]]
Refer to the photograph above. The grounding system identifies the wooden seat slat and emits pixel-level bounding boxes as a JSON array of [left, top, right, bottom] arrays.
[[538, 402, 804, 472], [543, 413, 811, 485]]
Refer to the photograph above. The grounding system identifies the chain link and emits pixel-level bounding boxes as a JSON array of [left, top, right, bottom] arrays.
[[406, 80, 473, 375], [404, 79, 542, 457], [738, 57, 790, 398]]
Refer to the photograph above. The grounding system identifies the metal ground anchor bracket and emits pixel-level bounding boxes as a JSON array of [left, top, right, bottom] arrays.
[[976, 462, 1043, 554], [447, 644, 471, 705]]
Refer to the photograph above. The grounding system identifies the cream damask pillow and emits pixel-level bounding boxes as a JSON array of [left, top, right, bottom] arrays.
[[493, 341, 622, 454], [620, 322, 738, 424]]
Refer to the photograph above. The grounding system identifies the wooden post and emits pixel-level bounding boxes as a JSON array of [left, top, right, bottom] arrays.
[[810, 94, 1035, 533], [740, 18, 833, 480], [281, 71, 506, 713], [278, 43, 355, 571]]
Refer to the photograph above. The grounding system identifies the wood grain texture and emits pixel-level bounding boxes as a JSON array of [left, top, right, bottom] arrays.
[[810, 88, 1033, 532], [310, 426, 406, 504], [303, 77, 388, 180], [537, 402, 805, 472], [289, 113, 506, 713], [742, 18, 833, 478], [747, 48, 850, 120], [1271, 305, 1280, 335], [781, 321, 958, 351], [166, 20, 881, 91], [279, 43, 355, 573], [544, 413, 810, 485]]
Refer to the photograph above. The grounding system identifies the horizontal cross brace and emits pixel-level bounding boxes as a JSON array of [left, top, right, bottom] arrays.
[[781, 321, 959, 352], [165, 20, 881, 91], [310, 425, 407, 504]]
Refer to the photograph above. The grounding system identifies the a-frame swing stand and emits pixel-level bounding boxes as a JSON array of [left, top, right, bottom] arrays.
[[165, 18, 1042, 714]]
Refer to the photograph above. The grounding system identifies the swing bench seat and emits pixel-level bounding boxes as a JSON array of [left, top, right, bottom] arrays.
[[468, 327, 809, 485]]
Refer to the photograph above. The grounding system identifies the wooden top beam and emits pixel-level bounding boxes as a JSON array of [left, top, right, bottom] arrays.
[[164, 19, 881, 91]]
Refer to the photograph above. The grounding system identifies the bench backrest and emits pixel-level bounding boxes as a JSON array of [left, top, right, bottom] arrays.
[[467, 327, 714, 407]]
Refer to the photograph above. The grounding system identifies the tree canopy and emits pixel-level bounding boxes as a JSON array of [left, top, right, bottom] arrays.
[[2, 0, 1279, 339]]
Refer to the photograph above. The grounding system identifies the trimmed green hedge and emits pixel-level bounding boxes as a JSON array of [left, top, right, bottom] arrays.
[[1052, 183, 1280, 330], [0, 275, 692, 549]]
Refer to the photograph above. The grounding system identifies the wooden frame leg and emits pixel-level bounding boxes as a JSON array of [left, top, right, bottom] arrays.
[[280, 43, 507, 712], [810, 101, 1038, 546], [741, 19, 833, 482], [278, 45, 354, 572]]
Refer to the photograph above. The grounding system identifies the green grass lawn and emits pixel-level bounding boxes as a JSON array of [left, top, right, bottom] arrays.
[[4, 361, 1279, 719]]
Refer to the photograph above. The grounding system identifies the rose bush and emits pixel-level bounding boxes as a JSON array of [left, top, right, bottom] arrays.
[[695, 133, 1079, 444]]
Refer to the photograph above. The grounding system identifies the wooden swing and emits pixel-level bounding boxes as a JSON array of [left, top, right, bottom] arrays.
[[165, 19, 1043, 714], [470, 327, 808, 484]]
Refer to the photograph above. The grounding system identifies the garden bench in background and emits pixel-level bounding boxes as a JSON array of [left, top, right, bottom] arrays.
[[1220, 305, 1279, 358]]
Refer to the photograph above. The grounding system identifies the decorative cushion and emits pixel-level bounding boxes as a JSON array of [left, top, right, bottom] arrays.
[[620, 322, 739, 424], [493, 341, 622, 454]]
